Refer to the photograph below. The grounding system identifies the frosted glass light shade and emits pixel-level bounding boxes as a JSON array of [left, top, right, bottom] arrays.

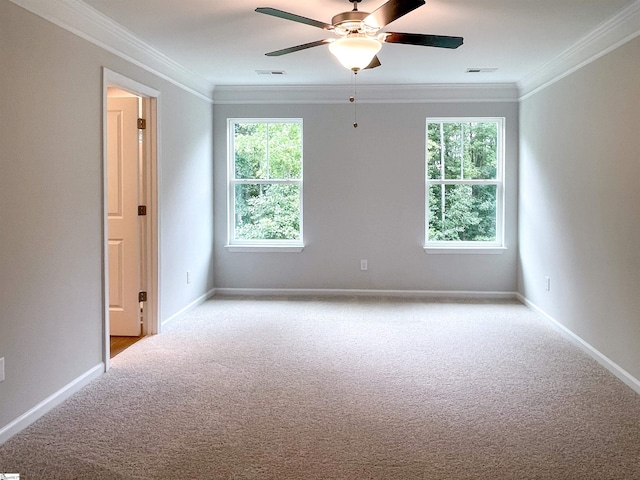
[[329, 36, 382, 71]]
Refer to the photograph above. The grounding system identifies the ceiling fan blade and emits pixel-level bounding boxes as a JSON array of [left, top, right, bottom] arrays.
[[364, 56, 382, 69], [256, 7, 333, 30], [265, 39, 332, 56], [383, 32, 464, 49], [364, 0, 425, 29]]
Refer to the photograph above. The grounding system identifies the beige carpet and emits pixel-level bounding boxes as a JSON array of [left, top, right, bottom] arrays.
[[2, 296, 640, 479]]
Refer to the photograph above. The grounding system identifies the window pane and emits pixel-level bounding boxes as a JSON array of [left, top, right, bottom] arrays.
[[443, 123, 463, 179], [234, 184, 301, 240], [234, 123, 267, 179], [427, 122, 498, 181], [461, 122, 498, 180], [427, 123, 443, 180], [427, 122, 462, 180], [428, 184, 497, 241], [268, 123, 302, 179]]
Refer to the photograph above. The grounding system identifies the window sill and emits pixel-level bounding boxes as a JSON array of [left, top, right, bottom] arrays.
[[423, 246, 507, 255], [225, 245, 305, 253]]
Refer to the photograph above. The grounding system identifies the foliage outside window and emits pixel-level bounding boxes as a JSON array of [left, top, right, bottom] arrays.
[[228, 119, 303, 245], [426, 118, 504, 248]]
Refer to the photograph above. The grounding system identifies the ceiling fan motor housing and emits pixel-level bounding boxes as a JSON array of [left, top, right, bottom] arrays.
[[332, 11, 368, 25], [333, 11, 376, 36]]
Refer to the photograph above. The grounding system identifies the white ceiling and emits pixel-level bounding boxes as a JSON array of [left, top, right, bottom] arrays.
[[80, 0, 635, 87]]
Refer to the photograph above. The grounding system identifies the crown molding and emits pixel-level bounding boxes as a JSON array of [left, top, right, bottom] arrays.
[[518, 0, 640, 100], [213, 83, 520, 105], [8, 0, 215, 102]]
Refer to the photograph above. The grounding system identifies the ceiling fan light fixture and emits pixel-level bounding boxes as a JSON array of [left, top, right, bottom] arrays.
[[329, 35, 382, 71]]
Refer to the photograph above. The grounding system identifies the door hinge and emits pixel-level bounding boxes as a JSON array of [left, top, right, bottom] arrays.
[[139, 291, 147, 302], [137, 118, 146, 130], [138, 205, 147, 216]]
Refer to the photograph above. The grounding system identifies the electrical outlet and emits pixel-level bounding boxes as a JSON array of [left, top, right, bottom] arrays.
[[360, 259, 368, 271], [0, 357, 5, 383], [545, 276, 551, 291], [187, 271, 191, 284]]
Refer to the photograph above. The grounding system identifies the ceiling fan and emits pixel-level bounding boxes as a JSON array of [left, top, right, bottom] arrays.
[[255, 0, 463, 72]]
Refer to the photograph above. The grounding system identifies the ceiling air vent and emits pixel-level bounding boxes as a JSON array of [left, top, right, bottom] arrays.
[[466, 68, 498, 73], [256, 70, 286, 75]]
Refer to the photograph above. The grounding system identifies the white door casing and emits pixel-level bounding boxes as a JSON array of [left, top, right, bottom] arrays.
[[103, 68, 161, 371], [107, 96, 140, 336]]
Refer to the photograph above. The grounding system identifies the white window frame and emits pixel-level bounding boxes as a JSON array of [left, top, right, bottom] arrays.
[[226, 118, 304, 253], [424, 117, 506, 254]]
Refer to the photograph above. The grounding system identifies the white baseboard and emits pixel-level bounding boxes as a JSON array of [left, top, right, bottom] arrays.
[[215, 288, 518, 300], [161, 288, 217, 328], [0, 363, 104, 446], [517, 293, 640, 395]]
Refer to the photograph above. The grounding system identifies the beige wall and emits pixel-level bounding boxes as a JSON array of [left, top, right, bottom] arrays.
[[519, 36, 640, 379], [0, 0, 214, 430]]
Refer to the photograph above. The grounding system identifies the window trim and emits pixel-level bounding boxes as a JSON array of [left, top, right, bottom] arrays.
[[227, 118, 304, 249], [424, 117, 506, 252]]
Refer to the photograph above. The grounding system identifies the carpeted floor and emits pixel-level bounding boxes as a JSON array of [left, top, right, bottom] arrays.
[[2, 296, 640, 479]]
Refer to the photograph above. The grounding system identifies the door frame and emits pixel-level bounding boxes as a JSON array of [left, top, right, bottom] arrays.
[[102, 68, 161, 370]]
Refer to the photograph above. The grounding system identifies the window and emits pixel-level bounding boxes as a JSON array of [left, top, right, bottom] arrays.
[[425, 118, 505, 251], [227, 119, 303, 250]]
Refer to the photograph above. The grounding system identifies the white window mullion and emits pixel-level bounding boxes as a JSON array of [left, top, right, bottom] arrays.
[[265, 123, 270, 181], [460, 123, 464, 181], [439, 123, 445, 225], [233, 179, 301, 185], [429, 179, 500, 186]]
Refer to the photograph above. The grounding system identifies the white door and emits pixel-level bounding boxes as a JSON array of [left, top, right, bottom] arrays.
[[107, 96, 140, 336]]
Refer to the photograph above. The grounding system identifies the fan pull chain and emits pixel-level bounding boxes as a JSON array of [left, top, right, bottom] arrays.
[[350, 70, 358, 128]]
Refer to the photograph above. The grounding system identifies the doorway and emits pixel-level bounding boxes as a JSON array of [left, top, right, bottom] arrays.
[[102, 69, 160, 369]]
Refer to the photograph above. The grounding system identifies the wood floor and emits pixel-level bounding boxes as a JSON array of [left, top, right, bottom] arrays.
[[110, 336, 142, 358]]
